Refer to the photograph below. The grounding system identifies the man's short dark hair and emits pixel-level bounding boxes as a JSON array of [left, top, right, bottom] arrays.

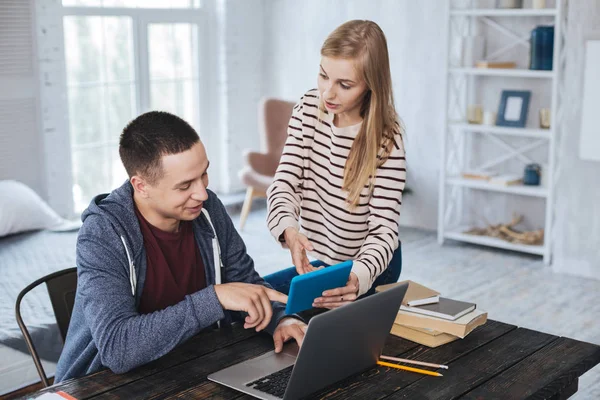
[[119, 111, 200, 184]]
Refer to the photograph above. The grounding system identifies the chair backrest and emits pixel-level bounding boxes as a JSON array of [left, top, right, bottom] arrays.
[[260, 98, 295, 159], [15, 267, 78, 387]]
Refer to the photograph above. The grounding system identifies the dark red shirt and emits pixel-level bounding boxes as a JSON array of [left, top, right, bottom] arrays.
[[134, 205, 207, 314]]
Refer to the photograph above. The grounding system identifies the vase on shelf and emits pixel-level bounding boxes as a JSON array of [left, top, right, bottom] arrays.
[[530, 26, 554, 71]]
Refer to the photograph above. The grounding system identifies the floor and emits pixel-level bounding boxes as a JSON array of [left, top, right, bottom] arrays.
[[232, 203, 600, 399]]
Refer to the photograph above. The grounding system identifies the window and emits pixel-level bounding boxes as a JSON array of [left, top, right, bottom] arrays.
[[148, 23, 200, 128], [62, 2, 206, 212]]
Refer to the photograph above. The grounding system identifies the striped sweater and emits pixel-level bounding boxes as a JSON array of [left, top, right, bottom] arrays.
[[266, 89, 407, 296]]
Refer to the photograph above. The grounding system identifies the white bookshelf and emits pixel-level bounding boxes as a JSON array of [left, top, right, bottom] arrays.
[[438, 1, 566, 263]]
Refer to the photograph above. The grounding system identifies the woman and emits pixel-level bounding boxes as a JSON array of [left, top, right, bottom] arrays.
[[265, 20, 406, 309]]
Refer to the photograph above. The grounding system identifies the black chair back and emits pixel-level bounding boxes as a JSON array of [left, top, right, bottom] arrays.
[[15, 268, 77, 387]]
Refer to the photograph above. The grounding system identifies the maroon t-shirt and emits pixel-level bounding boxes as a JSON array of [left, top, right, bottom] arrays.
[[134, 205, 207, 314]]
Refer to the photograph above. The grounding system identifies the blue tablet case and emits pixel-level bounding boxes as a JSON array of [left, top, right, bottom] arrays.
[[285, 260, 353, 314]]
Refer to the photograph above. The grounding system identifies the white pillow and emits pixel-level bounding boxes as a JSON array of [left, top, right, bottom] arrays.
[[0, 180, 66, 237]]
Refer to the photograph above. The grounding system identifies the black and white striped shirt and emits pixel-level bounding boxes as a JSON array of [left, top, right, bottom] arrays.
[[267, 89, 406, 295]]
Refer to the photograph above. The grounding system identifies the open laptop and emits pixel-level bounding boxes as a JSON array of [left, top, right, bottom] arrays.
[[208, 282, 408, 400]]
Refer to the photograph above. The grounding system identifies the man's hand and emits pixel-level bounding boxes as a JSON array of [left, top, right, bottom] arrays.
[[312, 272, 360, 309], [214, 283, 288, 332], [284, 227, 317, 275], [273, 318, 308, 353]]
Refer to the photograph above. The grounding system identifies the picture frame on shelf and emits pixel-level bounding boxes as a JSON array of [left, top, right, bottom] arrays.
[[496, 90, 531, 128]]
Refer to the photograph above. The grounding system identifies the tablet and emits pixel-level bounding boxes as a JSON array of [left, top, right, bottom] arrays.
[[285, 260, 353, 314]]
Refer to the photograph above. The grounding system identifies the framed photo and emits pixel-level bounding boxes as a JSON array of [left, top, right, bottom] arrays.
[[496, 90, 531, 128]]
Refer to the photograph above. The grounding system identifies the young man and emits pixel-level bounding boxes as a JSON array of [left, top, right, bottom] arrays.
[[55, 111, 306, 382]]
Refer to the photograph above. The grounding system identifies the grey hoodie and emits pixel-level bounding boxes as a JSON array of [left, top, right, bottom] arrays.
[[55, 181, 287, 382]]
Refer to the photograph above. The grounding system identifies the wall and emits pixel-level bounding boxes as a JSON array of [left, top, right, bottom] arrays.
[[551, 0, 600, 279], [216, 0, 265, 193]]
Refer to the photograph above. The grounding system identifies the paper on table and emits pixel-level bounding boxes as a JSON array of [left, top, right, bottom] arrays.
[[30, 392, 77, 400]]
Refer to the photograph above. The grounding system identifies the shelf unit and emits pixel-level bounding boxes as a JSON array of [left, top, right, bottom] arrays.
[[438, 1, 567, 263]]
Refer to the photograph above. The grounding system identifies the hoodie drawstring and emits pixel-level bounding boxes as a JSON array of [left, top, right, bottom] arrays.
[[201, 209, 223, 285], [120, 235, 136, 296]]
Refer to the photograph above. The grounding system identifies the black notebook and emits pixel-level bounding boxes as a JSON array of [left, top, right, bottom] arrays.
[[404, 297, 476, 321]]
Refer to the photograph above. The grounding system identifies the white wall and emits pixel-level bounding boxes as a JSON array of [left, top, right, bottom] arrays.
[[263, 0, 447, 230], [216, 0, 265, 193], [552, 0, 600, 279]]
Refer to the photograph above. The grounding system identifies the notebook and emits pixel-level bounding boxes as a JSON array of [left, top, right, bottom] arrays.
[[376, 280, 440, 307], [403, 297, 476, 321]]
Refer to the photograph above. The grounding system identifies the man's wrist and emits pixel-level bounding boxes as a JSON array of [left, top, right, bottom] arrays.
[[277, 315, 305, 328]]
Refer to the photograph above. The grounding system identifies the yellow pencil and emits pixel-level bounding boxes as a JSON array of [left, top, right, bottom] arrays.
[[377, 361, 443, 377]]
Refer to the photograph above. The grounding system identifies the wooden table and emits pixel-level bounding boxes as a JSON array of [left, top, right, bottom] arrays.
[[26, 319, 600, 400]]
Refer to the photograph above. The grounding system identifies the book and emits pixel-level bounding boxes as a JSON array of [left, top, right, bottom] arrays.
[[375, 280, 440, 307], [461, 170, 498, 181], [390, 324, 459, 347], [489, 174, 523, 186], [475, 61, 517, 69], [401, 297, 476, 321], [395, 308, 488, 338]]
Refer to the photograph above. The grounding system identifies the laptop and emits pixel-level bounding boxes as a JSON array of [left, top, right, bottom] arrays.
[[208, 282, 408, 400]]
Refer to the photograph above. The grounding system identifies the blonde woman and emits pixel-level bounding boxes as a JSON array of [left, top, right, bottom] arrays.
[[264, 20, 406, 309]]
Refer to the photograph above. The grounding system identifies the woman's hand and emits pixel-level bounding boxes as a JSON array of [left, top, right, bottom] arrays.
[[312, 272, 360, 309], [284, 227, 317, 275]]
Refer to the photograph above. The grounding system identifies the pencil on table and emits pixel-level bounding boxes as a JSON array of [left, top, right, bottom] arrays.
[[377, 361, 443, 377], [380, 354, 449, 369]]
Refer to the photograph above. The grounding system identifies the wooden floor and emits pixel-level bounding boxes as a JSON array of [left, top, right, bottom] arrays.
[[233, 204, 600, 399]]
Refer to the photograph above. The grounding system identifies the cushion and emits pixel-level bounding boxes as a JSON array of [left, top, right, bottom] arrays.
[[0, 180, 67, 237]]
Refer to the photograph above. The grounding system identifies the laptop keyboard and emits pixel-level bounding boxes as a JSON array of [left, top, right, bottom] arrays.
[[246, 365, 294, 398]]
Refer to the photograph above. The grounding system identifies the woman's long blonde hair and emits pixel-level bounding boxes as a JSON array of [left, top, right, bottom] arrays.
[[321, 20, 402, 209]]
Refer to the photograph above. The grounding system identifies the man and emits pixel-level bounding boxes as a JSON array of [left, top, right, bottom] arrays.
[[55, 111, 306, 382]]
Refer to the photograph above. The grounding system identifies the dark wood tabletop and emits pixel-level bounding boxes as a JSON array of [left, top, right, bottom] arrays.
[[26, 317, 600, 400]]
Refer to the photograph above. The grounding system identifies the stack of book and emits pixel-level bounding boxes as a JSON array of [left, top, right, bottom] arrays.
[[376, 281, 488, 347]]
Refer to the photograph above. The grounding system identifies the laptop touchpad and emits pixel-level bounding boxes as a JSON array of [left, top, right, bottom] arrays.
[[281, 341, 300, 357], [243, 350, 296, 380]]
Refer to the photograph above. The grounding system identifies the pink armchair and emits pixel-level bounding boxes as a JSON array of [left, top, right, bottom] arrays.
[[238, 98, 295, 230]]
